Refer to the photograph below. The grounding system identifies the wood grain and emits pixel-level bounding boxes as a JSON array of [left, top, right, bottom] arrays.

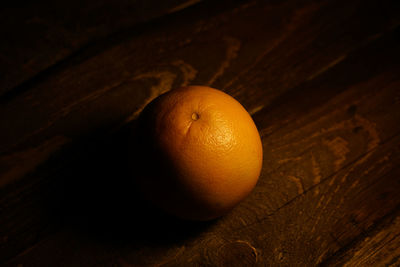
[[0, 0, 204, 97], [1, 0, 400, 265], [324, 214, 400, 266]]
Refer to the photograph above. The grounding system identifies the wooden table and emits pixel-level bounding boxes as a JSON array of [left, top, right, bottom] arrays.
[[1, 0, 400, 266]]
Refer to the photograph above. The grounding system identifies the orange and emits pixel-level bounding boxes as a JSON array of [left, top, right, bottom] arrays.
[[137, 86, 263, 220]]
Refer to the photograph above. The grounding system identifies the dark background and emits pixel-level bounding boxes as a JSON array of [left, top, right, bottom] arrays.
[[1, 0, 400, 266]]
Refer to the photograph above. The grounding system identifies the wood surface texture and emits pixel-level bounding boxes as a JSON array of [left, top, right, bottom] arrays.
[[1, 0, 400, 266]]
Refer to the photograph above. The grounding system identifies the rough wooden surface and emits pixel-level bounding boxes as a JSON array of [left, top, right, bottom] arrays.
[[1, 0, 400, 266], [0, 0, 203, 96]]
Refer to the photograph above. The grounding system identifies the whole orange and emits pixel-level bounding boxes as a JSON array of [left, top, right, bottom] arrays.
[[137, 86, 263, 220]]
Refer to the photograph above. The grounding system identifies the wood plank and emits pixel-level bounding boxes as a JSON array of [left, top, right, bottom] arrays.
[[0, 0, 204, 96], [206, 137, 400, 266], [3, 29, 400, 266], [323, 213, 400, 266], [1, 0, 398, 187], [5, 97, 400, 266], [1, 0, 400, 265]]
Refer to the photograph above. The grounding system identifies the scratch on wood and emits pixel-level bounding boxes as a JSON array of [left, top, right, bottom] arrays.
[[249, 104, 265, 116], [323, 136, 350, 171], [317, 250, 331, 265], [334, 185, 341, 193], [277, 156, 302, 164], [325, 195, 333, 205], [311, 225, 316, 233], [231, 1, 257, 15], [363, 155, 390, 176], [311, 153, 322, 195], [207, 36, 241, 86], [239, 217, 247, 226], [0, 136, 69, 188], [309, 119, 347, 141], [350, 180, 359, 189], [259, 125, 276, 138], [167, 0, 202, 14], [288, 175, 304, 194], [316, 195, 325, 208], [307, 55, 347, 81]]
